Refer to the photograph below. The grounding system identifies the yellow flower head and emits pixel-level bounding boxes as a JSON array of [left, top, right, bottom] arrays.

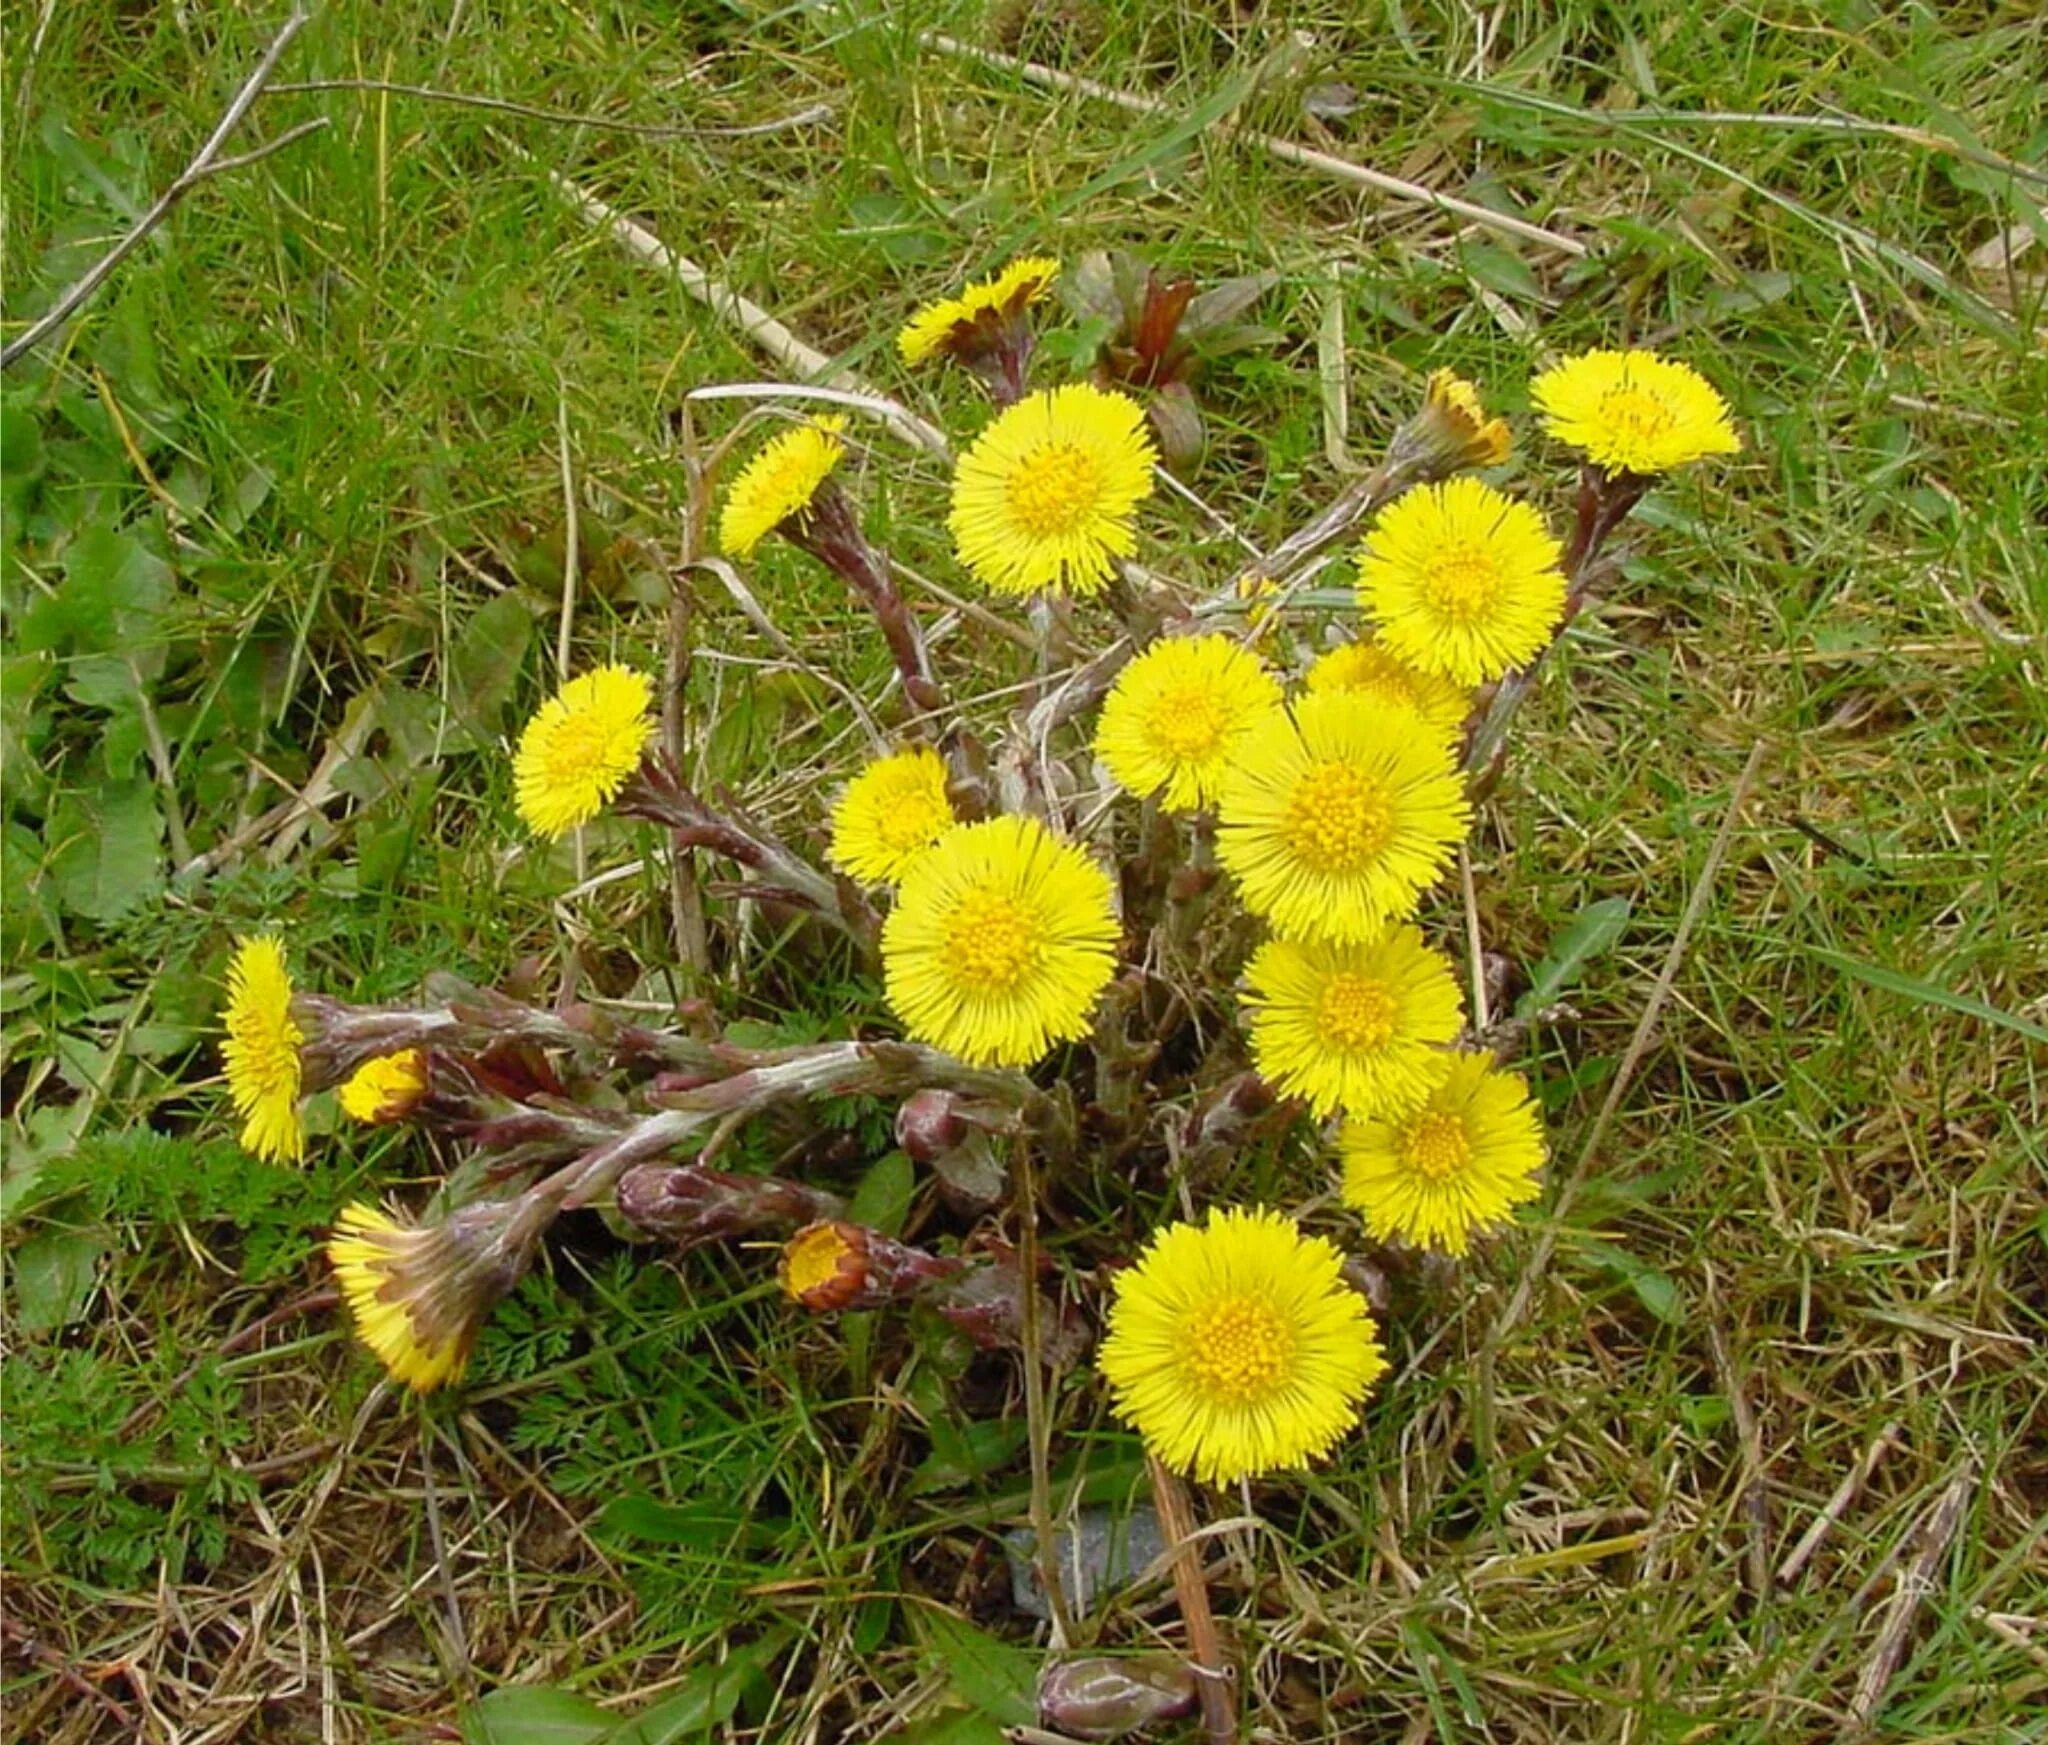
[[1530, 348, 1739, 477], [781, 1220, 869, 1311], [1242, 927, 1464, 1120], [883, 814, 1118, 1068], [1098, 1205, 1389, 1487], [719, 416, 848, 558], [1407, 368, 1513, 471], [898, 256, 1061, 366], [948, 383, 1156, 597], [222, 934, 304, 1163], [1339, 1052, 1545, 1256], [328, 1200, 523, 1392], [1216, 692, 1471, 944], [1094, 634, 1283, 812], [1356, 477, 1567, 686], [512, 665, 656, 839], [1304, 637, 1472, 743], [829, 746, 958, 885], [337, 1049, 428, 1125]]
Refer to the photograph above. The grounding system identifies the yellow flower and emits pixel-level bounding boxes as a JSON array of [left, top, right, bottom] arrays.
[[1242, 927, 1464, 1119], [512, 665, 656, 839], [1530, 348, 1739, 477], [222, 935, 304, 1163], [329, 1200, 522, 1392], [1097, 1205, 1388, 1487], [1093, 634, 1283, 812], [1339, 1052, 1545, 1256], [1304, 637, 1471, 743], [1403, 369, 1513, 471], [883, 815, 1118, 1068], [1356, 477, 1567, 686], [948, 383, 1156, 597], [337, 1050, 428, 1124], [718, 416, 848, 558], [828, 746, 958, 885], [1216, 692, 1471, 944], [898, 256, 1061, 365], [781, 1221, 868, 1311]]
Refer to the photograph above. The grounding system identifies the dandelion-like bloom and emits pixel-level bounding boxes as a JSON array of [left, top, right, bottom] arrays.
[[718, 416, 848, 558], [948, 383, 1156, 597], [1094, 634, 1283, 812], [222, 935, 304, 1163], [1530, 348, 1739, 477], [1216, 692, 1471, 944], [828, 746, 958, 885], [1396, 368, 1512, 473], [328, 1200, 525, 1392], [1242, 927, 1464, 1119], [898, 256, 1061, 365], [1339, 1052, 1545, 1256], [337, 1049, 428, 1125], [1097, 1206, 1388, 1487], [1356, 477, 1567, 686], [883, 815, 1117, 1068], [512, 665, 656, 839], [1304, 637, 1472, 744]]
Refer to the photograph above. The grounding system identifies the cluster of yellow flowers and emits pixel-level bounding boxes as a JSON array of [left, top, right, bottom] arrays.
[[222, 253, 1738, 1482]]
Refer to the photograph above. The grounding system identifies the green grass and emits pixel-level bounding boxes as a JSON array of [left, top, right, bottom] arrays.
[[4, 0, 2045, 1740]]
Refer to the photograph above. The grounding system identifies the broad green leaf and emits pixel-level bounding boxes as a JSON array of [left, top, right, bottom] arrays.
[[56, 522, 173, 654], [605, 1630, 789, 1743], [1809, 945, 2048, 1045], [46, 777, 164, 922], [447, 593, 535, 746], [461, 1687, 613, 1745], [1517, 898, 1633, 1017], [11, 1227, 105, 1331], [848, 1147, 915, 1239], [913, 1608, 1036, 1727]]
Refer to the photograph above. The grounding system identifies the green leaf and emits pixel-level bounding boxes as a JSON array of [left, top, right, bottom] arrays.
[[1517, 898, 1633, 1017], [1808, 945, 2048, 1045], [45, 777, 164, 921], [447, 592, 535, 746], [604, 1630, 788, 1743], [848, 1148, 915, 1239], [913, 1609, 1036, 1727], [54, 522, 173, 654], [462, 1687, 614, 1745], [595, 1493, 785, 1551], [1459, 242, 1548, 305], [11, 1227, 105, 1331]]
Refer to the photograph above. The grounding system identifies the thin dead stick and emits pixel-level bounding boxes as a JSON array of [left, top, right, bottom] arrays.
[[920, 28, 1585, 258], [1778, 1420, 1902, 1586], [519, 150, 952, 459], [2, 9, 319, 370], [1148, 1456, 1235, 1745], [1706, 1311, 1771, 1603], [1848, 1459, 1978, 1730], [1491, 740, 1767, 1343], [267, 78, 832, 139]]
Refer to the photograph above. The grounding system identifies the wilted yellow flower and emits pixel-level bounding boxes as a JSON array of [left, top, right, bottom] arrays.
[[337, 1050, 428, 1125], [1304, 637, 1471, 743], [883, 815, 1118, 1068], [898, 256, 1061, 365], [1242, 927, 1464, 1119], [1405, 369, 1512, 471], [1098, 1206, 1388, 1487], [512, 665, 656, 839], [828, 746, 958, 885], [948, 383, 1156, 597], [1216, 693, 1471, 944], [1093, 634, 1283, 812], [719, 416, 848, 558], [329, 1200, 523, 1392], [1339, 1052, 1545, 1255], [222, 935, 304, 1163], [1356, 477, 1567, 686], [1530, 348, 1739, 476]]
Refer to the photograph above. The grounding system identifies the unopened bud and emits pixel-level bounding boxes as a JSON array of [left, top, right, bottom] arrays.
[[896, 1089, 970, 1163], [336, 1049, 430, 1125], [1038, 1657, 1200, 1739], [780, 1220, 963, 1313]]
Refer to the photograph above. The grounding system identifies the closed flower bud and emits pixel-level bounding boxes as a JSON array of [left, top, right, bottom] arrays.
[[1038, 1657, 1200, 1739], [1390, 368, 1512, 478], [896, 1088, 970, 1162], [781, 1220, 871, 1312]]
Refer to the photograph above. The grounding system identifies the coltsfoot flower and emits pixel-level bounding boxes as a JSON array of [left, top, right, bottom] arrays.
[[1242, 927, 1464, 1119], [222, 934, 305, 1163], [1396, 368, 1512, 473], [1339, 1051, 1546, 1255], [337, 1049, 428, 1125], [948, 383, 1156, 597], [898, 256, 1061, 366], [1216, 692, 1470, 944], [1356, 477, 1567, 686], [718, 416, 848, 558], [1530, 348, 1739, 477], [1093, 633, 1282, 812], [882, 815, 1117, 1068], [828, 746, 958, 885], [328, 1200, 529, 1391], [512, 665, 656, 838], [1304, 637, 1472, 743], [1098, 1206, 1388, 1486]]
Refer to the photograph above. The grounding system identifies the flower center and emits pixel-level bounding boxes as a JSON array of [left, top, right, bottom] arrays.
[[1428, 541, 1507, 624], [1147, 681, 1231, 761], [1597, 386, 1677, 450], [1283, 761, 1394, 874], [1185, 1295, 1294, 1404], [546, 714, 621, 785], [1316, 973, 1397, 1052], [1402, 1111, 1472, 1180], [1005, 441, 1103, 538], [943, 887, 1042, 991]]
